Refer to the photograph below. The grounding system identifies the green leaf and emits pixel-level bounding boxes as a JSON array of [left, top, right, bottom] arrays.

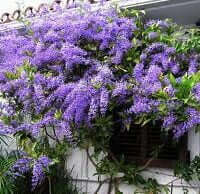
[[163, 186, 170, 194], [141, 118, 151, 126], [5, 72, 20, 80], [93, 83, 102, 89], [0, 116, 11, 125], [168, 73, 177, 87], [134, 116, 144, 125], [116, 191, 123, 194], [54, 110, 62, 120], [158, 103, 167, 114], [154, 90, 169, 100]]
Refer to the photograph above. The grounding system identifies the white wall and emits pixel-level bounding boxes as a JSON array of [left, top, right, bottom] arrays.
[[66, 131, 200, 194], [67, 147, 200, 194]]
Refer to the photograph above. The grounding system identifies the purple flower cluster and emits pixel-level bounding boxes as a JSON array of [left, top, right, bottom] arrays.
[[131, 42, 200, 137], [192, 83, 200, 101], [172, 108, 200, 138], [12, 156, 51, 190], [0, 6, 200, 158], [12, 157, 32, 177], [145, 19, 170, 31], [0, 8, 136, 140], [32, 156, 51, 190]]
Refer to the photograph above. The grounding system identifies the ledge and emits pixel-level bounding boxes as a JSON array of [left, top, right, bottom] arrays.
[[145, 0, 200, 24], [1, 0, 199, 32]]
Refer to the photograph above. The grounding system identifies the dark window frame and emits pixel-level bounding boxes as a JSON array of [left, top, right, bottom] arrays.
[[110, 123, 190, 169]]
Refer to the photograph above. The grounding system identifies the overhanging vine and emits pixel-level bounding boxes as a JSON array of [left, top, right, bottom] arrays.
[[0, 3, 200, 193]]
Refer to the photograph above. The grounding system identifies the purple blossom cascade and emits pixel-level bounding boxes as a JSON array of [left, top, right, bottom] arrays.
[[1, 5, 200, 190]]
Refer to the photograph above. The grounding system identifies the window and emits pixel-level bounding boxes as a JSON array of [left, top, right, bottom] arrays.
[[110, 122, 190, 169]]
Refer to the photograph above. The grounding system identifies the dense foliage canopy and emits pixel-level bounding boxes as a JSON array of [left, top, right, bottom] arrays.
[[0, 4, 200, 191]]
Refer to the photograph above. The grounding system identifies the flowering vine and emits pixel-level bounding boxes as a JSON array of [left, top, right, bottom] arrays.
[[0, 3, 200, 193]]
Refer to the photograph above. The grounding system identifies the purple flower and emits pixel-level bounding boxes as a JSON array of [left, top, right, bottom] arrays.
[[12, 157, 32, 177], [193, 83, 200, 101], [157, 20, 169, 30], [162, 114, 176, 129], [146, 19, 169, 30], [61, 43, 87, 70], [188, 57, 199, 75], [32, 156, 51, 190], [148, 32, 159, 40], [0, 6, 199, 146], [136, 65, 162, 95], [133, 63, 144, 81], [100, 88, 109, 115], [88, 96, 99, 121], [129, 96, 159, 114], [173, 108, 200, 138], [164, 84, 176, 97], [55, 121, 72, 140], [112, 81, 128, 97]]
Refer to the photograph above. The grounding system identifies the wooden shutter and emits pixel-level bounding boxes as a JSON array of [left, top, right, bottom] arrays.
[[110, 122, 189, 169]]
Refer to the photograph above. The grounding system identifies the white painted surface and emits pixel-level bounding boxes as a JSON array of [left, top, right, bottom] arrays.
[[67, 141, 200, 194], [67, 117, 200, 193], [188, 130, 200, 160]]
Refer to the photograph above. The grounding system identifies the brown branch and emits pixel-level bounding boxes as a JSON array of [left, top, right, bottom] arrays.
[[138, 144, 165, 172], [99, 145, 120, 166], [165, 177, 181, 186], [52, 125, 61, 144], [138, 157, 155, 172], [86, 148, 120, 194], [44, 126, 60, 144], [44, 126, 56, 140], [86, 148, 98, 169], [107, 177, 113, 194], [114, 177, 121, 193], [47, 176, 52, 194], [94, 178, 110, 194], [107, 149, 120, 165]]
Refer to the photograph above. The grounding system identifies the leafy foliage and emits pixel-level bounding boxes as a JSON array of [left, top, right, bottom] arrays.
[[0, 153, 17, 194], [14, 163, 83, 194], [0, 2, 200, 193], [174, 155, 200, 182]]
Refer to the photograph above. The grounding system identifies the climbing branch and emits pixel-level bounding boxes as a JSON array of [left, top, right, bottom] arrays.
[[44, 126, 61, 144], [86, 148, 98, 169], [52, 125, 61, 144], [94, 178, 110, 194], [107, 177, 113, 194], [138, 157, 155, 172]]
